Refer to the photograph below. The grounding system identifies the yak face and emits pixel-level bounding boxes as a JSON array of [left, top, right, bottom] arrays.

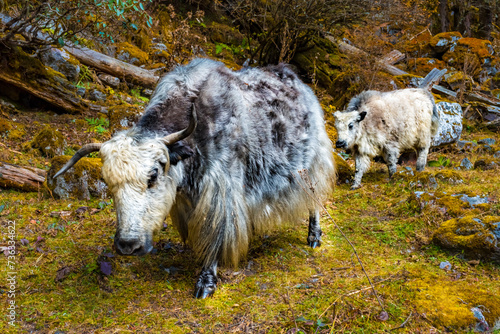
[[333, 110, 367, 150], [100, 133, 183, 256]]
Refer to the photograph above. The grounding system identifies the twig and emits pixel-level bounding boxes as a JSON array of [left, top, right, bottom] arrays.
[[0, 142, 23, 155], [319, 276, 395, 320], [282, 290, 299, 330], [390, 312, 412, 331], [293, 170, 386, 312]]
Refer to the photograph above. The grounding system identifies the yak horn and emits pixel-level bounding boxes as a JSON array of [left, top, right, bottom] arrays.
[[53, 143, 102, 178], [162, 104, 197, 146]]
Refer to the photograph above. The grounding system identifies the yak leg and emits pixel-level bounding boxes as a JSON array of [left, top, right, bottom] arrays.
[[416, 145, 430, 172], [384, 147, 399, 177], [194, 261, 218, 299], [307, 210, 322, 248], [352, 155, 371, 190]]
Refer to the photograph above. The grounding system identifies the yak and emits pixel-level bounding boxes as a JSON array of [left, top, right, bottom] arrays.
[[54, 58, 335, 298], [333, 88, 439, 190]]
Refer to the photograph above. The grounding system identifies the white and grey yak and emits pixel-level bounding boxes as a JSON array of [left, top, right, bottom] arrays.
[[54, 58, 335, 298], [333, 88, 439, 189]]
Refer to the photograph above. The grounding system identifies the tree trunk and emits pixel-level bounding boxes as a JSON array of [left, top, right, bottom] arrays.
[[439, 0, 450, 32], [64, 45, 159, 88], [0, 162, 46, 192], [478, 0, 494, 40]]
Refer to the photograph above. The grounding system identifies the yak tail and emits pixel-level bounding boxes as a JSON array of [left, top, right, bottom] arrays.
[[431, 100, 440, 137]]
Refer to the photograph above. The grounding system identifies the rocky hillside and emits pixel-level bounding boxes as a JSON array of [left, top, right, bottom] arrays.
[[0, 1, 499, 333]]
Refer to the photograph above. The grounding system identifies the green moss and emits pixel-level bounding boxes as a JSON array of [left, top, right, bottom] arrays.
[[0, 117, 12, 133], [433, 215, 500, 262], [108, 104, 144, 134], [47, 155, 109, 200], [410, 58, 446, 76], [333, 152, 353, 183], [115, 42, 149, 66], [393, 74, 423, 89], [429, 31, 462, 49], [26, 125, 65, 158], [209, 22, 245, 46]]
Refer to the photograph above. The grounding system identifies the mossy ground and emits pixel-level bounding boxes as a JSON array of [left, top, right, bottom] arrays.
[[1, 97, 500, 333]]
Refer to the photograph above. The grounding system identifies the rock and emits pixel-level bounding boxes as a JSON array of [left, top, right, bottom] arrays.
[[143, 89, 153, 97], [39, 47, 80, 82], [439, 261, 452, 270], [412, 190, 487, 216], [474, 158, 499, 170], [116, 42, 149, 66], [47, 156, 109, 200], [98, 74, 120, 88], [410, 58, 446, 77], [429, 31, 462, 54], [26, 126, 66, 157], [108, 104, 144, 134], [76, 87, 86, 97], [88, 89, 107, 102], [442, 38, 494, 79], [456, 194, 489, 208], [478, 138, 496, 145], [494, 151, 500, 158], [459, 158, 473, 170], [431, 102, 463, 147], [432, 215, 500, 265], [457, 140, 477, 150]]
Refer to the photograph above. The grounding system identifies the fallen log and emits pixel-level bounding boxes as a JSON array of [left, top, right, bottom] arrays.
[[0, 161, 46, 192], [485, 118, 500, 132], [331, 37, 407, 76], [0, 70, 107, 114], [419, 68, 447, 89], [64, 46, 159, 88], [380, 50, 405, 65]]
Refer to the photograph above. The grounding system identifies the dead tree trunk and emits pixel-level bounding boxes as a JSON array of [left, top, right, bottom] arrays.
[[0, 162, 46, 192], [64, 46, 159, 88]]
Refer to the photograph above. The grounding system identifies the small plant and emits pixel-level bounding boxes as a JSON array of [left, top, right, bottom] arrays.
[[428, 156, 452, 167], [85, 117, 109, 135], [130, 88, 149, 103]]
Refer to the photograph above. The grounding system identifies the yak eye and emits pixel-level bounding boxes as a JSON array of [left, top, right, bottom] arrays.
[[348, 123, 354, 130], [148, 168, 159, 188]]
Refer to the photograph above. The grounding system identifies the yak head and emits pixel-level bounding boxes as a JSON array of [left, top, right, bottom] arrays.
[[54, 107, 196, 256], [333, 109, 367, 150]]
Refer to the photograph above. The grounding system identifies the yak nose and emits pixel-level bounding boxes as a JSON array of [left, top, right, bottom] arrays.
[[115, 237, 143, 255], [336, 140, 347, 149]]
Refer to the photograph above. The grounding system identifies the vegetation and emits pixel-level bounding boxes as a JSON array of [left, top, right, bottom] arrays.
[[0, 0, 500, 332]]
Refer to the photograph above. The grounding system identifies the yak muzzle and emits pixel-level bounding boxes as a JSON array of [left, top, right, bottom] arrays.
[[114, 236, 152, 256], [336, 140, 347, 149]]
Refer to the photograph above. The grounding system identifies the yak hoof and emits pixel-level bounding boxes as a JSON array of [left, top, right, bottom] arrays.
[[308, 240, 321, 248], [350, 184, 361, 190], [194, 270, 217, 299]]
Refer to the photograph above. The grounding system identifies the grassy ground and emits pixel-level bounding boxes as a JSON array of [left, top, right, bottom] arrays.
[[1, 105, 500, 333]]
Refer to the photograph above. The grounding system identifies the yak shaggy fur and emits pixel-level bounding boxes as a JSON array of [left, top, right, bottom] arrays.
[[100, 58, 336, 272], [334, 88, 438, 189]]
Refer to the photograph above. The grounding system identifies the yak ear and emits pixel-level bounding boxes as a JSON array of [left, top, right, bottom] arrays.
[[167, 142, 194, 165], [357, 111, 367, 122]]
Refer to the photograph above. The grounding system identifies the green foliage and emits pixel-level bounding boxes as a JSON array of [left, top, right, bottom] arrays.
[[2, 0, 154, 47], [428, 156, 452, 167], [130, 88, 149, 103], [85, 117, 109, 135]]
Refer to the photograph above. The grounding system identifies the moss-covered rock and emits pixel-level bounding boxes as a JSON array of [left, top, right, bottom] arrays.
[[404, 29, 432, 57], [410, 58, 446, 77], [442, 38, 493, 79], [47, 155, 109, 200], [292, 38, 344, 97], [116, 42, 149, 66], [474, 157, 499, 170], [443, 71, 472, 91], [412, 190, 490, 216], [108, 104, 144, 134], [433, 215, 500, 264], [393, 73, 423, 88], [26, 125, 66, 157], [429, 31, 462, 54]]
